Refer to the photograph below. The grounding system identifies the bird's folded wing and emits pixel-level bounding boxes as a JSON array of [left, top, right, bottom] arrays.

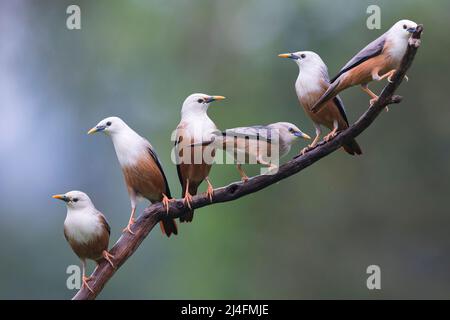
[[97, 212, 111, 235], [333, 95, 349, 126], [221, 126, 273, 143], [330, 33, 386, 83], [147, 146, 171, 198]]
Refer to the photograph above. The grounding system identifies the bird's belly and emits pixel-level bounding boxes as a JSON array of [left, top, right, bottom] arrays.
[[123, 163, 166, 202]]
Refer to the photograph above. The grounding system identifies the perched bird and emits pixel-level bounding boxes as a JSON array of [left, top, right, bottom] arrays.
[[88, 117, 177, 236], [311, 19, 418, 113], [52, 191, 114, 293], [197, 122, 311, 181], [278, 50, 362, 155], [175, 93, 225, 222]]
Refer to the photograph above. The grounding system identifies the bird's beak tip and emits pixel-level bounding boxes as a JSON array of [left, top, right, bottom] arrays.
[[278, 53, 291, 58], [52, 194, 63, 200], [212, 95, 226, 101], [303, 133, 311, 140], [87, 127, 97, 135]]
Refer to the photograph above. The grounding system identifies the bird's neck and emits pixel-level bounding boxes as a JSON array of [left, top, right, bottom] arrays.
[[110, 130, 147, 167], [181, 108, 210, 120]]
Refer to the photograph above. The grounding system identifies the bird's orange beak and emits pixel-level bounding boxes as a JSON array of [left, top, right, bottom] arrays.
[[278, 53, 291, 58], [206, 96, 226, 103], [87, 127, 98, 135], [52, 194, 69, 202]]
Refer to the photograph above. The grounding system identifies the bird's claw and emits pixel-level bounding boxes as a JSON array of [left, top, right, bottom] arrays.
[[82, 275, 94, 294], [183, 192, 193, 209], [102, 250, 115, 269], [122, 218, 135, 235], [162, 193, 174, 214], [369, 97, 378, 107], [241, 175, 249, 183], [323, 132, 337, 142], [206, 184, 214, 202]]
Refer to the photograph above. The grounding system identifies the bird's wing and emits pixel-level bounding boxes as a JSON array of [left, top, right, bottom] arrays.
[[175, 123, 187, 188], [330, 33, 387, 83], [97, 211, 111, 235], [147, 145, 171, 198], [222, 126, 273, 143], [333, 95, 349, 126]]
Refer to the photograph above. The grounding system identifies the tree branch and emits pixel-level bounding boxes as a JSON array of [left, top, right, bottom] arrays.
[[73, 26, 423, 300]]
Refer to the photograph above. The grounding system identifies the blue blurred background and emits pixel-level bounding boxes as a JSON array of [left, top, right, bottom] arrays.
[[0, 0, 449, 299]]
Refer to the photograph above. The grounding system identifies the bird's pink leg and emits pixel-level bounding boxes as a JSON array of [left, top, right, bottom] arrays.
[[300, 124, 321, 155], [122, 207, 136, 234], [161, 193, 175, 214], [323, 120, 339, 142], [183, 179, 194, 209], [378, 69, 397, 83], [205, 177, 214, 202], [81, 260, 94, 294], [236, 164, 249, 182], [360, 84, 382, 108], [102, 250, 115, 269]]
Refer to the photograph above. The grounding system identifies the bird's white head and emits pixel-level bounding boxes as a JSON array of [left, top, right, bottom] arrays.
[[269, 122, 311, 145], [389, 19, 418, 39], [52, 190, 94, 210], [279, 50, 327, 70], [181, 93, 226, 117], [87, 116, 129, 136]]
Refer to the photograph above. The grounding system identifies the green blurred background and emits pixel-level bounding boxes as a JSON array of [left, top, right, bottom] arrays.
[[0, 0, 449, 299]]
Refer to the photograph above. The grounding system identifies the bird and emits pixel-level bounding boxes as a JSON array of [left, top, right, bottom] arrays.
[[278, 50, 362, 155], [174, 93, 225, 222], [194, 122, 311, 181], [88, 116, 177, 237], [52, 191, 114, 293], [311, 19, 418, 113]]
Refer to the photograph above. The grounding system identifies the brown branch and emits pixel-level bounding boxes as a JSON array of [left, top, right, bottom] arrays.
[[73, 26, 423, 300]]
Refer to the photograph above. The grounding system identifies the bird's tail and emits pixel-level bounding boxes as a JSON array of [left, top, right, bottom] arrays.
[[311, 78, 342, 113], [160, 218, 178, 237], [179, 184, 198, 223], [343, 138, 363, 156]]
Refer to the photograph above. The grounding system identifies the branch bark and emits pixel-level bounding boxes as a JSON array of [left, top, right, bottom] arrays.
[[73, 26, 423, 300]]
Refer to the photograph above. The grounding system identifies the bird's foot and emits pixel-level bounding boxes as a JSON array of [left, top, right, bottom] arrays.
[[102, 250, 115, 269], [205, 181, 214, 202], [122, 218, 135, 235], [183, 192, 193, 209], [82, 275, 94, 294], [241, 175, 249, 183], [162, 193, 175, 214], [323, 131, 337, 142], [369, 97, 379, 107]]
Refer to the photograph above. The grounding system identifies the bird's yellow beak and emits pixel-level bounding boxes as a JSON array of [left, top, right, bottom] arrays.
[[87, 127, 98, 135], [206, 96, 226, 103], [302, 133, 311, 140], [278, 53, 291, 58], [52, 194, 70, 202]]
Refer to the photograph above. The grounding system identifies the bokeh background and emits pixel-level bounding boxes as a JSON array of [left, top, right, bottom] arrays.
[[0, 0, 449, 299]]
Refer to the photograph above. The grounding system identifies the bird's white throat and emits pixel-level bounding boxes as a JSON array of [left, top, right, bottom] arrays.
[[64, 209, 103, 244], [110, 128, 148, 167]]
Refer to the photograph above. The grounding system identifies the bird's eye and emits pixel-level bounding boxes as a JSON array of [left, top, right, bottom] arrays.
[[106, 121, 112, 126], [403, 24, 407, 29], [197, 99, 204, 103], [300, 54, 306, 59], [288, 127, 294, 132], [72, 198, 78, 202]]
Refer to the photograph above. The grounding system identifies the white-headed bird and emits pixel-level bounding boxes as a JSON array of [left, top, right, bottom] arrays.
[[203, 122, 311, 181], [311, 19, 418, 112], [175, 93, 225, 222], [88, 117, 177, 236], [279, 51, 362, 155], [52, 191, 114, 293]]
